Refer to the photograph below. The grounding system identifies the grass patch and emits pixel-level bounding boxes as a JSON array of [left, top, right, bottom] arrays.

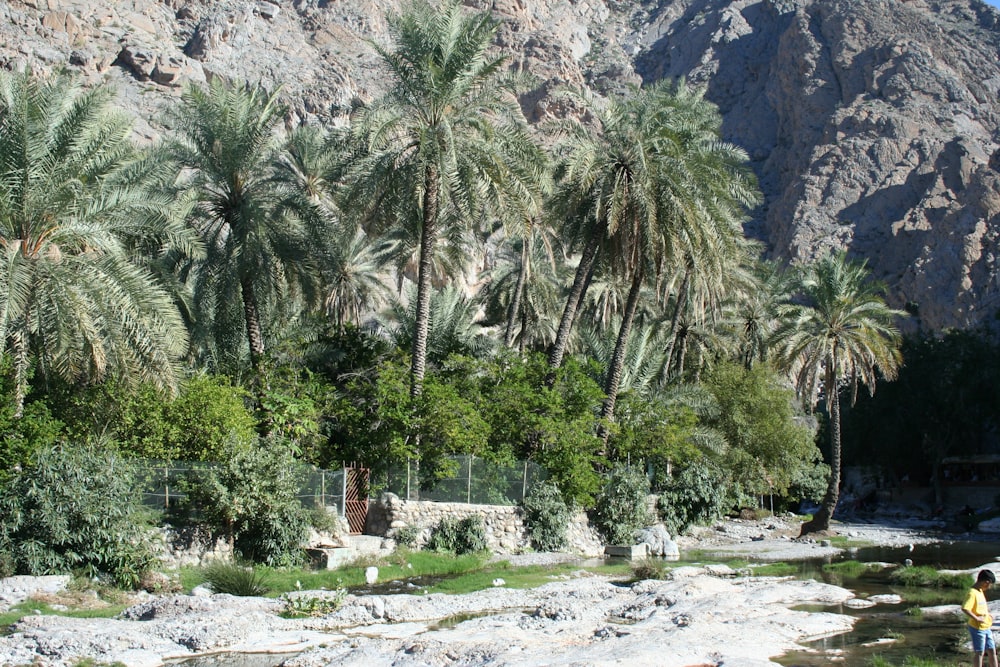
[[426, 561, 630, 594], [823, 560, 877, 578], [826, 535, 872, 548], [868, 657, 964, 667], [203, 562, 271, 596], [749, 561, 798, 577], [1, 599, 126, 635], [888, 566, 970, 589]]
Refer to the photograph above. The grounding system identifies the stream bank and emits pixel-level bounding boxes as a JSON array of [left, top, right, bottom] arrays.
[[2, 515, 997, 666]]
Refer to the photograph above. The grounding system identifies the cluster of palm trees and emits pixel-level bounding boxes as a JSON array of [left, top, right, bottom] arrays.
[[0, 0, 904, 531]]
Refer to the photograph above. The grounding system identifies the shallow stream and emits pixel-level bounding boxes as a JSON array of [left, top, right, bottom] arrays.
[[174, 539, 1000, 667], [769, 540, 1000, 666]]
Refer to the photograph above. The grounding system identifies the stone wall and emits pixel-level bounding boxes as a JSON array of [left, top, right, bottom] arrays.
[[366, 493, 605, 557]]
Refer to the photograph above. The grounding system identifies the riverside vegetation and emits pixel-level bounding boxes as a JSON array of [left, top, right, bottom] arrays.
[[0, 0, 993, 594]]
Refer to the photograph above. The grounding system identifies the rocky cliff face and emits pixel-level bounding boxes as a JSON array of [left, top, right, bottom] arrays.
[[4, 0, 1000, 331]]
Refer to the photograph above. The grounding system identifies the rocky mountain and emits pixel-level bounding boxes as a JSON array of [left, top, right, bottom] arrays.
[[3, 0, 1000, 331]]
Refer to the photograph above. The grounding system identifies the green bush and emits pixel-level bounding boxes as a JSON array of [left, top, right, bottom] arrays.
[[427, 515, 488, 554], [176, 445, 308, 566], [0, 443, 154, 588], [592, 466, 651, 545], [521, 481, 570, 552], [203, 562, 270, 596], [393, 525, 421, 549], [656, 459, 730, 535]]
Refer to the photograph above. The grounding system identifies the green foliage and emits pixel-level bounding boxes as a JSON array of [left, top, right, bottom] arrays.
[[656, 459, 731, 535], [45, 375, 256, 462], [521, 481, 571, 552], [203, 562, 270, 596], [703, 361, 820, 497], [0, 70, 190, 416], [259, 365, 336, 461], [393, 525, 421, 549], [427, 515, 489, 555], [0, 370, 64, 478], [611, 392, 703, 467], [176, 446, 308, 566], [327, 352, 605, 506], [280, 590, 347, 617], [631, 557, 672, 581], [0, 444, 154, 589], [887, 566, 970, 589], [592, 466, 651, 545]]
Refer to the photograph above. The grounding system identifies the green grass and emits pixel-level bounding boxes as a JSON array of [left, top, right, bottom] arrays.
[[823, 559, 877, 578], [826, 535, 872, 548], [1, 600, 126, 635], [749, 561, 798, 576], [888, 566, 971, 589], [868, 657, 963, 667], [180, 550, 628, 598]]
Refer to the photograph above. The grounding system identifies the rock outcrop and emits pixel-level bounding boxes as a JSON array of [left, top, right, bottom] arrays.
[[2, 0, 999, 330]]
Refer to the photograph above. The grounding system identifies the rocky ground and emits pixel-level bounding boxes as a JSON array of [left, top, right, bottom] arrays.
[[0, 515, 990, 667]]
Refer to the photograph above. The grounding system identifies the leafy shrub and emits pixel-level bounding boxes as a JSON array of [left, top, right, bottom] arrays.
[[0, 398, 64, 481], [521, 481, 571, 552], [280, 590, 347, 617], [176, 445, 308, 566], [0, 443, 154, 589], [592, 466, 651, 545], [427, 515, 488, 554], [308, 502, 342, 536], [203, 562, 270, 596], [393, 525, 421, 549], [657, 459, 730, 535]]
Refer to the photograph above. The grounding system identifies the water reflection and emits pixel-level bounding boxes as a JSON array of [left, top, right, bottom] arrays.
[[771, 540, 1000, 666]]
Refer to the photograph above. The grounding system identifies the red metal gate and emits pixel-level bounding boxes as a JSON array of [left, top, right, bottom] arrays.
[[344, 463, 370, 534]]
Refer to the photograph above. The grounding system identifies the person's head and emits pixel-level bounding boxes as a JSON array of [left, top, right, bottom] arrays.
[[976, 569, 996, 589]]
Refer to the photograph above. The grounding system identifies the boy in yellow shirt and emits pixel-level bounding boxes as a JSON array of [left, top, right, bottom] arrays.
[[963, 569, 998, 667]]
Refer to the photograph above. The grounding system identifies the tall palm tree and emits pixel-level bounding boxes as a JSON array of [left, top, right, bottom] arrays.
[[0, 71, 190, 416], [549, 82, 758, 446], [165, 80, 324, 379], [345, 0, 541, 398], [773, 251, 904, 534]]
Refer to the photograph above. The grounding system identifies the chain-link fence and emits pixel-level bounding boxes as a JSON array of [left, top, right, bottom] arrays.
[[136, 455, 546, 515], [382, 455, 547, 505], [135, 462, 347, 515]]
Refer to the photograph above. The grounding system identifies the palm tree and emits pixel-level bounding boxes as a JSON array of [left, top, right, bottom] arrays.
[[773, 251, 904, 535], [275, 125, 391, 331], [480, 220, 564, 351], [0, 71, 190, 416], [381, 285, 494, 363], [344, 0, 541, 398], [164, 80, 324, 380], [548, 82, 758, 447]]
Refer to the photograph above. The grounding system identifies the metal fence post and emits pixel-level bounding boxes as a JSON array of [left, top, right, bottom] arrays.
[[467, 455, 473, 504], [341, 465, 348, 518], [522, 460, 528, 502]]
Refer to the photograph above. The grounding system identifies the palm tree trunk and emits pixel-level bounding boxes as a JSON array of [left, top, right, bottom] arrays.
[[411, 163, 440, 399], [660, 265, 691, 383], [12, 325, 28, 419], [801, 363, 842, 536], [547, 219, 605, 379], [597, 267, 644, 452], [504, 241, 528, 348], [241, 278, 266, 374]]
